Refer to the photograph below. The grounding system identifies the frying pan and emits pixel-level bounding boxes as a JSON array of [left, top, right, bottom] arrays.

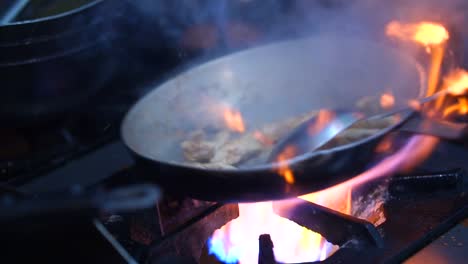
[[121, 34, 462, 202]]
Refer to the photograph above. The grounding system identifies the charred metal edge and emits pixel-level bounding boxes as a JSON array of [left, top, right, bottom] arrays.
[[389, 168, 465, 197], [273, 199, 384, 249], [259, 234, 276, 264], [148, 203, 239, 262], [385, 203, 468, 264], [149, 203, 224, 246]]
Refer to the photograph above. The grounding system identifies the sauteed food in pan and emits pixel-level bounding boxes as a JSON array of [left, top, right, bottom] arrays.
[[181, 96, 397, 169], [121, 35, 429, 201]]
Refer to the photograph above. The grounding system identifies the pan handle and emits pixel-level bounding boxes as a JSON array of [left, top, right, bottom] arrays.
[[398, 113, 468, 141], [0, 184, 161, 223]]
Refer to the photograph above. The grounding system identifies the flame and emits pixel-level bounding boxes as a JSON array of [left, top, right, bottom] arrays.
[[444, 69, 468, 96], [440, 69, 468, 117], [443, 98, 468, 117], [209, 138, 431, 264], [275, 145, 297, 184], [386, 21, 449, 99], [300, 184, 352, 215], [380, 92, 395, 109], [223, 107, 246, 133], [386, 21, 449, 47], [209, 20, 465, 264], [209, 202, 335, 264], [375, 137, 393, 153]]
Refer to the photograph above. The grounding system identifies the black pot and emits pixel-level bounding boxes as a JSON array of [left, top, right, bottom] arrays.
[[0, 0, 121, 126]]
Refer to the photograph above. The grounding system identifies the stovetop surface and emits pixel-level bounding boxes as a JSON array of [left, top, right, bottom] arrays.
[[12, 132, 468, 264]]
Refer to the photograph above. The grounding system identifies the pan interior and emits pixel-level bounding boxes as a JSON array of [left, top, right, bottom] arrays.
[[122, 34, 424, 168]]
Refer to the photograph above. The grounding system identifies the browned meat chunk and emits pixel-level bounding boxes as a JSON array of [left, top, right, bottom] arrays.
[[181, 140, 215, 162], [211, 133, 263, 165]]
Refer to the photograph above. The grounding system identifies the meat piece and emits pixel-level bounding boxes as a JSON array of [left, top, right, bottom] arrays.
[[350, 116, 396, 130], [336, 128, 381, 142], [181, 140, 214, 162], [211, 133, 263, 165], [319, 128, 381, 149], [181, 130, 232, 163]]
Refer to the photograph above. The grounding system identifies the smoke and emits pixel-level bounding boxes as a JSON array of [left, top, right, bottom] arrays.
[[125, 0, 468, 53]]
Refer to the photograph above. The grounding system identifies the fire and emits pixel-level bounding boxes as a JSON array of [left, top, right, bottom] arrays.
[[386, 21, 449, 99], [209, 202, 337, 264], [300, 184, 352, 215], [444, 69, 468, 96], [440, 69, 468, 116], [208, 19, 466, 264], [375, 137, 394, 153], [385, 21, 449, 47], [275, 145, 297, 184], [380, 92, 395, 109], [444, 98, 468, 116], [223, 107, 246, 133]]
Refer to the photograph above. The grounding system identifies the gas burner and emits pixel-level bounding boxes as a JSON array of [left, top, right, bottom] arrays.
[[102, 167, 465, 264], [81, 166, 464, 264]]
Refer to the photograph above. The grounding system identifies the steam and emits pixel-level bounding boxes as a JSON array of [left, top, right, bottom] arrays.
[[126, 0, 468, 53]]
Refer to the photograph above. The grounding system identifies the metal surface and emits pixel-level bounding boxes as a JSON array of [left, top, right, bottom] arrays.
[[18, 141, 133, 193], [122, 34, 424, 202], [269, 110, 364, 160], [0, 0, 29, 24], [13, 129, 468, 263], [405, 220, 468, 264], [252, 167, 468, 264], [271, 110, 468, 160], [273, 198, 384, 248], [0, 184, 161, 222], [268, 90, 463, 159]]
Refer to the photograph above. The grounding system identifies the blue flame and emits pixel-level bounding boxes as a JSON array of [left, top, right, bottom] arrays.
[[208, 237, 242, 264]]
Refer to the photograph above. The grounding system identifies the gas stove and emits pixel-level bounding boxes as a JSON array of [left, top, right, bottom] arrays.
[[1, 1, 468, 264], [2, 132, 465, 264]]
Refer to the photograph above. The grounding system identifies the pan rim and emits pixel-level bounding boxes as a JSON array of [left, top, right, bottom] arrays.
[[0, 0, 104, 27], [121, 34, 427, 176]]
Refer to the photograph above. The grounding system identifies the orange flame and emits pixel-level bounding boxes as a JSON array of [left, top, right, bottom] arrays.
[[209, 20, 461, 264], [375, 137, 393, 153], [444, 69, 468, 96], [300, 185, 352, 215], [443, 98, 468, 117], [380, 92, 395, 109], [386, 21, 449, 98], [223, 107, 246, 133], [275, 145, 297, 184], [210, 137, 430, 264], [440, 69, 468, 117], [386, 21, 449, 47]]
